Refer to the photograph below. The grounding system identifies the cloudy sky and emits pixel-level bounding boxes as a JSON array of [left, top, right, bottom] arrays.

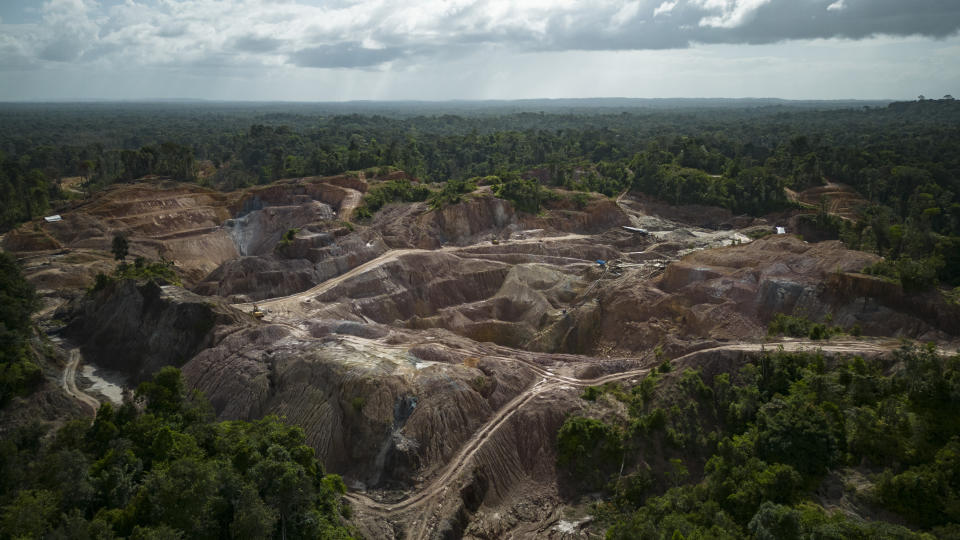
[[0, 0, 958, 101]]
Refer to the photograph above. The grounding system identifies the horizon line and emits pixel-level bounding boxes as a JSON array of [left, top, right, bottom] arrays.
[[0, 96, 901, 105]]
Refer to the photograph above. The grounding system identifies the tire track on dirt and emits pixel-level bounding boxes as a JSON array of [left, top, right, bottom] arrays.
[[63, 349, 101, 417], [232, 234, 592, 319]]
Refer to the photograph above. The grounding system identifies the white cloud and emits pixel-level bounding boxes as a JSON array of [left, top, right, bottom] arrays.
[[693, 0, 772, 29], [653, 1, 678, 17], [612, 1, 642, 27]]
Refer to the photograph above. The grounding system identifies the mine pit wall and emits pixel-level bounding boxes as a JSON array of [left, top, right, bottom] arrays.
[[751, 271, 958, 340], [522, 199, 631, 234], [423, 197, 515, 246], [595, 235, 959, 355], [192, 257, 322, 301], [373, 197, 517, 249], [228, 180, 361, 217], [412, 387, 589, 540], [223, 201, 336, 257], [821, 272, 960, 338], [316, 256, 513, 324], [177, 318, 544, 489], [371, 193, 633, 252], [472, 389, 583, 501], [196, 225, 387, 302], [265, 353, 418, 488], [62, 280, 246, 384]]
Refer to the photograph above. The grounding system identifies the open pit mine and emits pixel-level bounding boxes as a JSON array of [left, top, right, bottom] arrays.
[[3, 172, 958, 539]]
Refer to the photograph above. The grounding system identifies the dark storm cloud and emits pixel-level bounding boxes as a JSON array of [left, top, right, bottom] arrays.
[[692, 0, 960, 45], [532, 0, 960, 53]]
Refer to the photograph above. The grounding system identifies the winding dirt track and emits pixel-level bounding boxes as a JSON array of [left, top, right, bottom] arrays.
[[234, 233, 591, 316], [346, 362, 654, 515], [62, 349, 100, 417], [344, 338, 895, 538], [234, 248, 421, 316]]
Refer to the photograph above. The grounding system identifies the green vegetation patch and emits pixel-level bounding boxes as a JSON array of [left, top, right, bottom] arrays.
[[560, 345, 960, 538], [767, 313, 844, 340], [427, 177, 476, 209], [91, 257, 182, 293], [0, 252, 42, 407], [353, 178, 431, 220], [0, 367, 355, 539], [277, 227, 299, 248], [491, 175, 558, 214], [864, 256, 944, 292]]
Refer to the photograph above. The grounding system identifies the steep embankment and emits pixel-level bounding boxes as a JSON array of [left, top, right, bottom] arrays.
[[595, 235, 959, 356], [1, 175, 385, 314], [61, 279, 249, 383]]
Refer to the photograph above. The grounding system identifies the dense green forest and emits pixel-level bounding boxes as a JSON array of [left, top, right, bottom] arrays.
[[0, 253, 42, 407], [560, 345, 960, 539], [2, 99, 958, 288], [0, 366, 354, 539]]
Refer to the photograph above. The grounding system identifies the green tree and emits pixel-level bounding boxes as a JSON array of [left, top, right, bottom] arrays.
[[0, 252, 41, 405], [0, 489, 59, 538], [135, 366, 185, 417], [111, 234, 129, 263]]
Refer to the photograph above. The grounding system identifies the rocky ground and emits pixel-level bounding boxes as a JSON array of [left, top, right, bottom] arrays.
[[4, 174, 958, 539]]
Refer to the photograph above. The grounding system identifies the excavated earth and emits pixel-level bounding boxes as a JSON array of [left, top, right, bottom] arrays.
[[5, 175, 960, 539]]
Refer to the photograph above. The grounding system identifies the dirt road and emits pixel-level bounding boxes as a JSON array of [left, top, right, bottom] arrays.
[[346, 338, 898, 538], [62, 349, 100, 417], [234, 248, 421, 317], [233, 233, 592, 319]]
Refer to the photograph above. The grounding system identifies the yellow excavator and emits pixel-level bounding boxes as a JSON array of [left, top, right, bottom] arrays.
[[251, 304, 264, 319]]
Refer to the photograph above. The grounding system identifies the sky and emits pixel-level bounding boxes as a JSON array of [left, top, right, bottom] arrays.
[[0, 0, 958, 102]]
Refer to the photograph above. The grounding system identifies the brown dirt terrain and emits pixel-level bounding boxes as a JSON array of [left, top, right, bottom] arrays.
[[2, 174, 376, 311], [5, 176, 959, 539], [787, 181, 870, 221]]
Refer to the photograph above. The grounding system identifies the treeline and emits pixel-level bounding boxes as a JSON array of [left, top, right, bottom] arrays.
[[560, 346, 960, 538], [2, 100, 959, 285], [0, 252, 41, 406], [0, 367, 355, 539], [3, 99, 958, 195]]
